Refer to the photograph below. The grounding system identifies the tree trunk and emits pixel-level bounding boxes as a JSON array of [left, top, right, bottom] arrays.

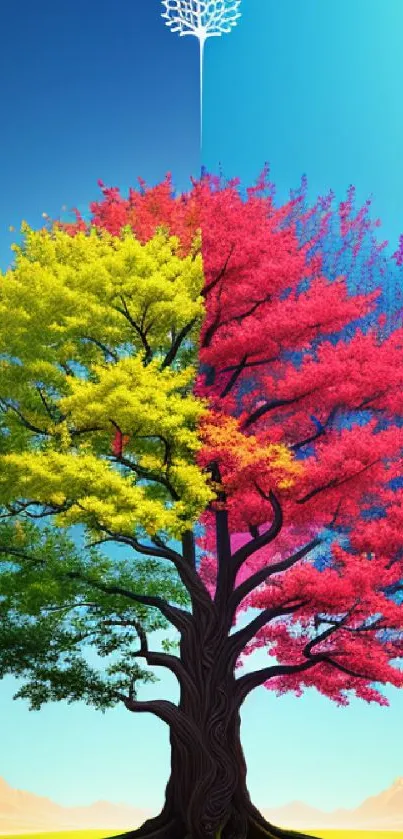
[[107, 711, 320, 838], [106, 614, 320, 839]]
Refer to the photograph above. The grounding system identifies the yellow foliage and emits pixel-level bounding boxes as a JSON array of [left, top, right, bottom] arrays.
[[0, 225, 213, 540], [1, 225, 204, 367], [0, 223, 300, 542]]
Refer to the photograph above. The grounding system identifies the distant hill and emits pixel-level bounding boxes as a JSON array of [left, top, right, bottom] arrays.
[[261, 776, 403, 831], [0, 776, 152, 834], [351, 775, 403, 829], [1, 774, 403, 833]]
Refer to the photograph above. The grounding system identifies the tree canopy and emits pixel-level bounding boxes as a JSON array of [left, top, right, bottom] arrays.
[[0, 222, 210, 708], [1, 171, 403, 839]]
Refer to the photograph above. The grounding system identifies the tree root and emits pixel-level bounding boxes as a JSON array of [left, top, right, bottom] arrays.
[[247, 817, 321, 839], [103, 815, 182, 839], [105, 814, 321, 839]]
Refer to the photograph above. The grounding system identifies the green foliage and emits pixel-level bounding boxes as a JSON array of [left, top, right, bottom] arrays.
[[0, 223, 205, 709], [0, 518, 189, 711]]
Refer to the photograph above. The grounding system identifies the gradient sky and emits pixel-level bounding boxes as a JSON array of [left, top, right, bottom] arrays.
[[204, 0, 403, 251], [0, 0, 200, 270], [1, 0, 403, 820]]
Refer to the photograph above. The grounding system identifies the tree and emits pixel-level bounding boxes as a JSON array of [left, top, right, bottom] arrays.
[[1, 172, 403, 839], [161, 0, 242, 141]]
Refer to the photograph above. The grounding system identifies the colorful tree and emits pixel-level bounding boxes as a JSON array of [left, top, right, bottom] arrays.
[[1, 174, 403, 839]]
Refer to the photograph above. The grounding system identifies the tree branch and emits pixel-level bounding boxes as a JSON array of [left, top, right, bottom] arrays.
[[81, 335, 119, 362], [114, 695, 183, 727], [291, 407, 339, 451], [102, 616, 193, 691], [160, 317, 198, 370], [221, 356, 277, 374], [235, 651, 374, 705], [231, 488, 283, 578], [243, 386, 322, 430], [40, 601, 98, 614], [97, 525, 183, 565], [201, 308, 222, 349], [206, 462, 233, 611], [114, 452, 180, 501], [235, 656, 322, 704], [65, 571, 190, 633], [212, 294, 272, 367], [312, 613, 384, 635], [297, 459, 380, 505], [201, 245, 234, 298], [228, 601, 308, 664], [0, 541, 190, 633], [181, 529, 197, 570], [242, 398, 298, 429], [98, 523, 211, 618], [214, 508, 233, 611], [35, 387, 64, 423], [229, 537, 321, 617], [64, 503, 209, 622], [220, 354, 248, 398], [59, 362, 75, 377], [2, 500, 73, 519], [181, 528, 215, 613], [117, 296, 153, 364], [0, 399, 48, 436]]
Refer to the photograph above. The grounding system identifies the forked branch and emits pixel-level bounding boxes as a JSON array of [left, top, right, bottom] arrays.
[[103, 616, 196, 694], [235, 652, 374, 705], [231, 488, 283, 578], [228, 601, 308, 664], [115, 695, 183, 727], [160, 317, 199, 370], [229, 537, 320, 617]]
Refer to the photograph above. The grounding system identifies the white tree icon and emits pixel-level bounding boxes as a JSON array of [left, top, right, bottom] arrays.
[[161, 0, 242, 142]]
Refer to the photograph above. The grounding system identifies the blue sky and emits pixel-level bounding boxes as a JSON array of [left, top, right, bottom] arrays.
[[0, 0, 199, 270], [1, 0, 403, 819], [204, 0, 403, 249]]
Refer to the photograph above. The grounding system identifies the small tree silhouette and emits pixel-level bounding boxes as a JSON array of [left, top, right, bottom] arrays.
[[161, 0, 242, 141]]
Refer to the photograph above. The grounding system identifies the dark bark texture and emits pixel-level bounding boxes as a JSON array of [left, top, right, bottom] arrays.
[[106, 609, 320, 839], [105, 493, 319, 839]]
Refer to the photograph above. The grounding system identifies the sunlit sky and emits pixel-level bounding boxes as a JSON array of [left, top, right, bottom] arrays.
[[1, 0, 403, 816]]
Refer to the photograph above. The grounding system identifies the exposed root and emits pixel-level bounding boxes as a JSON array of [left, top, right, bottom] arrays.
[[103, 816, 182, 839], [247, 817, 321, 839], [104, 815, 321, 839]]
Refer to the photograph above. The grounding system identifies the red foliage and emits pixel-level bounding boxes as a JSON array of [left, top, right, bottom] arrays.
[[65, 171, 403, 707], [111, 429, 130, 457], [195, 172, 403, 706], [58, 174, 200, 256]]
